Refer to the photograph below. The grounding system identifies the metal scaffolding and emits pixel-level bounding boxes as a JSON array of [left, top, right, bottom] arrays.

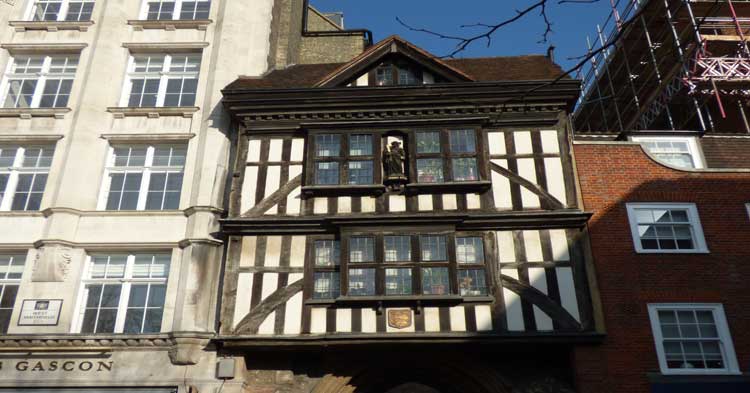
[[573, 0, 750, 134]]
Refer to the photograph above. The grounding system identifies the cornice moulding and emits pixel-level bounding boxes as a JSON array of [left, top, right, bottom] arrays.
[[121, 42, 210, 51], [100, 133, 196, 142], [0, 134, 63, 142], [8, 20, 94, 32], [127, 19, 212, 31], [0, 43, 87, 53], [106, 106, 199, 118], [0, 107, 71, 119]]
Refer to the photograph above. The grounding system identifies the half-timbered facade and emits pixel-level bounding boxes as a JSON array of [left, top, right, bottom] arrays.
[[217, 36, 603, 392]]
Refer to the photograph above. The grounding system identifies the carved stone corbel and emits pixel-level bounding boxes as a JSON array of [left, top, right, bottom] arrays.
[[31, 246, 73, 282], [167, 332, 213, 365]]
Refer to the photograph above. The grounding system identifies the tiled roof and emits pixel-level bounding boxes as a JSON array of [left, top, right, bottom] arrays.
[[225, 55, 567, 90]]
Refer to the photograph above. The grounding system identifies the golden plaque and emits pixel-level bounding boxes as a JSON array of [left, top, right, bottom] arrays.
[[387, 309, 412, 329]]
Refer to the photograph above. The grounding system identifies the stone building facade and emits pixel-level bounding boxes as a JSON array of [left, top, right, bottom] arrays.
[[0, 0, 271, 391]]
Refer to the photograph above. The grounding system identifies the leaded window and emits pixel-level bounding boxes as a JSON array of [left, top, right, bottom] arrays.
[[309, 233, 490, 299], [77, 253, 170, 334], [2, 55, 78, 109], [414, 129, 480, 183], [312, 133, 376, 186], [100, 144, 186, 211], [312, 240, 340, 299], [141, 0, 211, 20], [0, 146, 54, 211], [123, 54, 201, 108], [0, 254, 25, 334], [28, 0, 95, 22]]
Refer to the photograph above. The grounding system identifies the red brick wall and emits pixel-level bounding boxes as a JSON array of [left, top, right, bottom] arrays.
[[572, 142, 750, 393]]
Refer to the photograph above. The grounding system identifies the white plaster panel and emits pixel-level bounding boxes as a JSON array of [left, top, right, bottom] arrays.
[[442, 194, 457, 210], [502, 269, 525, 332], [514, 131, 533, 154], [233, 273, 254, 329], [310, 308, 327, 334], [541, 130, 560, 154], [240, 236, 257, 267], [418, 194, 433, 211], [241, 166, 259, 213], [496, 231, 516, 262], [284, 291, 303, 334], [488, 132, 506, 155], [264, 236, 282, 267], [336, 308, 352, 333], [314, 198, 328, 214], [289, 236, 306, 267], [466, 193, 481, 209], [247, 139, 262, 163], [286, 186, 302, 215], [258, 311, 276, 335], [268, 139, 283, 162], [264, 165, 281, 215], [389, 195, 406, 212], [291, 138, 305, 161], [557, 267, 581, 322], [544, 157, 567, 206], [361, 308, 377, 333], [490, 159, 512, 210], [338, 197, 352, 213], [523, 230, 544, 262], [361, 197, 376, 213], [529, 267, 553, 331], [260, 272, 278, 302], [550, 229, 570, 261], [517, 158, 540, 208], [475, 305, 493, 332], [449, 306, 467, 332], [424, 307, 441, 332]]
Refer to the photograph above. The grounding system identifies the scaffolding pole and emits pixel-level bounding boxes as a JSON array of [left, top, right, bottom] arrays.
[[640, 12, 676, 129]]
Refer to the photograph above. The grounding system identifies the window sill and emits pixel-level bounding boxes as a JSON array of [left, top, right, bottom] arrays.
[[8, 20, 95, 32], [306, 295, 494, 307], [404, 180, 492, 195], [106, 106, 199, 119], [301, 184, 387, 197], [634, 248, 710, 254], [128, 19, 213, 31], [0, 107, 71, 119], [0, 210, 45, 217]]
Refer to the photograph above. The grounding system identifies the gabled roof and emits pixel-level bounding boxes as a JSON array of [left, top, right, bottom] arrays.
[[224, 36, 568, 91], [314, 35, 475, 87]]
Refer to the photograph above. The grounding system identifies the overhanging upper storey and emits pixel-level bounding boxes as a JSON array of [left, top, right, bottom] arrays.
[[218, 36, 599, 347]]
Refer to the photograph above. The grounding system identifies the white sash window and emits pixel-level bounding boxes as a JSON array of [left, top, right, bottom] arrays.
[[2, 55, 78, 109]]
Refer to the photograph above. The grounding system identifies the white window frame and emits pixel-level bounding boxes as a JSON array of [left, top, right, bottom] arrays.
[[24, 0, 96, 22], [119, 53, 201, 108], [71, 253, 171, 334], [97, 144, 186, 211], [648, 303, 740, 375], [626, 203, 709, 254], [0, 145, 53, 212], [631, 136, 704, 169], [137, 0, 211, 21], [0, 54, 78, 109], [0, 253, 26, 334]]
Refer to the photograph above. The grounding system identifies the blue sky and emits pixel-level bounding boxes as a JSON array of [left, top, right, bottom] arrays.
[[312, 0, 616, 72]]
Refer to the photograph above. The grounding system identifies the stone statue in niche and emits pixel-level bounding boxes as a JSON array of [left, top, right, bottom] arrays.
[[382, 135, 407, 190]]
